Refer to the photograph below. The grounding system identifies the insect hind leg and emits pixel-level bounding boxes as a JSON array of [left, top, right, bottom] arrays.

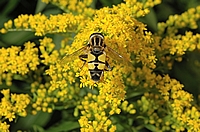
[[104, 61, 112, 71]]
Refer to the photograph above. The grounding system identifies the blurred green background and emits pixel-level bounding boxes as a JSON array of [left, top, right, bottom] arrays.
[[0, 0, 200, 131]]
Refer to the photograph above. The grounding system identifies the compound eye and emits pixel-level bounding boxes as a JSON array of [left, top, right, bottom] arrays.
[[100, 38, 104, 46], [96, 37, 99, 45], [91, 38, 95, 46]]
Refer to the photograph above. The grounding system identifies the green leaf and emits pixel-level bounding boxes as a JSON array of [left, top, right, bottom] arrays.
[[43, 8, 62, 16], [136, 116, 146, 120], [1, 0, 20, 16], [11, 112, 52, 131], [1, 31, 35, 47], [138, 8, 158, 32], [99, 0, 123, 7], [54, 105, 67, 110], [144, 124, 157, 131], [126, 90, 145, 99], [52, 34, 65, 50], [32, 125, 45, 132], [35, 0, 47, 13], [45, 121, 79, 132]]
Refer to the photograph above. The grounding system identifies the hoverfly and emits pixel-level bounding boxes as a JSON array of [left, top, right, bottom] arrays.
[[60, 33, 127, 82]]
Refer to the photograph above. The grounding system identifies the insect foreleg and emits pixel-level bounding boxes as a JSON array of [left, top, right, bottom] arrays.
[[79, 54, 88, 69]]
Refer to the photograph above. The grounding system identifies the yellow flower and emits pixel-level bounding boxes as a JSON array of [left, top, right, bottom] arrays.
[[0, 122, 10, 132], [0, 89, 30, 126]]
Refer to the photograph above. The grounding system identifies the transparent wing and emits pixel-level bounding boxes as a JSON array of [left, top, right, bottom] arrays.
[[59, 46, 89, 65], [105, 45, 132, 67]]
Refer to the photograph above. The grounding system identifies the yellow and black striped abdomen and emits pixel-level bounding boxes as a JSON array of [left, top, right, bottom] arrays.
[[87, 51, 106, 82]]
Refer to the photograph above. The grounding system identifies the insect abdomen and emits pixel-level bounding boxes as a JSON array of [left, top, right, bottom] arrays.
[[89, 69, 103, 82], [87, 51, 106, 81]]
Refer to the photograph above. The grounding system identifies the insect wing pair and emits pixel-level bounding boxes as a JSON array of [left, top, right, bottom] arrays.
[[60, 33, 126, 82]]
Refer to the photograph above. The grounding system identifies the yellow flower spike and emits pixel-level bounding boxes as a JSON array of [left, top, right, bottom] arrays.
[[134, 65, 200, 131], [0, 89, 30, 125], [0, 41, 39, 78], [78, 92, 122, 131], [0, 13, 87, 36], [158, 6, 200, 36], [42, 0, 94, 15]]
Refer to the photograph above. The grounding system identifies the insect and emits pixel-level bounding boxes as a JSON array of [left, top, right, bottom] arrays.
[[60, 32, 126, 82]]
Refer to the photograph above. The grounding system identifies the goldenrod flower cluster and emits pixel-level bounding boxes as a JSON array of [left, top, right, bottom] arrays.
[[0, 42, 39, 85], [0, 89, 30, 131], [1, 13, 86, 36], [0, 0, 200, 131], [155, 6, 200, 69], [41, 0, 94, 15]]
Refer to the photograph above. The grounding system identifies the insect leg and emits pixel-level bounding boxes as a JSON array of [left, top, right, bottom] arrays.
[[104, 61, 112, 71], [99, 71, 104, 82], [79, 54, 88, 69]]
